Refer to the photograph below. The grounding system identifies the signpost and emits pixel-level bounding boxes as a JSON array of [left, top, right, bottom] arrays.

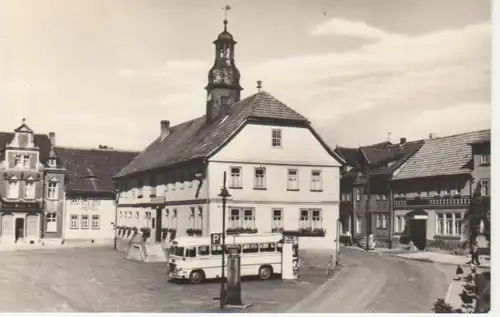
[[217, 171, 231, 310]]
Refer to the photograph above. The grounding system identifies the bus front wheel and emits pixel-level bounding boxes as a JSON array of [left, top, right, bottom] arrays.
[[258, 265, 273, 280], [189, 270, 205, 284]]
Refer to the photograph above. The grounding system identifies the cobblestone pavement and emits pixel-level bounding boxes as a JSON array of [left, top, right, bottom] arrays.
[[0, 247, 330, 313], [290, 248, 455, 313]]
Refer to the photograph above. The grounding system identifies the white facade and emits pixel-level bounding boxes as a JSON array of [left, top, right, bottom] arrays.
[[63, 196, 115, 244], [117, 123, 342, 250]]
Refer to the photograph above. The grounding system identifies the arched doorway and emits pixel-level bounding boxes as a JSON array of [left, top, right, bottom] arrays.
[[405, 209, 428, 250], [15, 217, 25, 242]]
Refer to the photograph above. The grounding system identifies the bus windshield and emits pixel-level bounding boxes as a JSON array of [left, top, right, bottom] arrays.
[[170, 246, 185, 257]]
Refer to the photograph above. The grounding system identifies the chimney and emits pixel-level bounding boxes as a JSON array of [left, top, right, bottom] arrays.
[[387, 132, 392, 142], [160, 120, 170, 136], [49, 132, 56, 147], [400, 137, 407, 144], [429, 133, 437, 139]]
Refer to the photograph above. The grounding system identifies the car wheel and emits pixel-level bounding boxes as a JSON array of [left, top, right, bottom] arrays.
[[258, 265, 272, 280], [189, 270, 205, 284]]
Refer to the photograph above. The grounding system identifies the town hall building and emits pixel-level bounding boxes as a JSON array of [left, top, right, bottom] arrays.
[[114, 18, 344, 250]]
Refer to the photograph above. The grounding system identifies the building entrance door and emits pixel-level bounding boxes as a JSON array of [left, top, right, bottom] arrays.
[[15, 218, 25, 242]]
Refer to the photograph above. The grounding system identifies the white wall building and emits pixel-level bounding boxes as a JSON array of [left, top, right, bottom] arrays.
[[114, 18, 344, 250]]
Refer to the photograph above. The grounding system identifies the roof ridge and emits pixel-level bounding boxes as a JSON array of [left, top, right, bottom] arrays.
[[427, 129, 490, 141], [55, 145, 140, 153]]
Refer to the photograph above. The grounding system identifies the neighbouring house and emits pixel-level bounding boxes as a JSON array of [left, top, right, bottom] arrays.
[[114, 18, 345, 250], [0, 120, 65, 245], [55, 146, 138, 245], [335, 138, 424, 247], [391, 129, 491, 251]]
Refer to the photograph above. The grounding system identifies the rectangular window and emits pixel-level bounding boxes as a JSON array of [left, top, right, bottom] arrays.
[[454, 213, 462, 236], [254, 167, 266, 189], [190, 207, 196, 228], [47, 181, 59, 200], [311, 209, 322, 229], [171, 209, 178, 229], [355, 188, 361, 201], [436, 213, 444, 235], [197, 207, 203, 230], [480, 153, 490, 164], [70, 215, 79, 229], [480, 179, 489, 196], [198, 246, 210, 256], [311, 170, 322, 191], [242, 243, 259, 254], [299, 209, 323, 229], [92, 215, 100, 229], [22, 155, 30, 167], [7, 180, 19, 199], [381, 194, 387, 201], [230, 167, 242, 188], [376, 214, 382, 228], [382, 214, 388, 228], [24, 180, 36, 199], [272, 209, 283, 230], [243, 209, 255, 229], [271, 128, 282, 148], [259, 243, 276, 252], [229, 209, 241, 229], [70, 198, 79, 205], [356, 214, 362, 233], [287, 169, 299, 190], [81, 215, 89, 229], [445, 213, 453, 235], [14, 154, 22, 167], [46, 213, 57, 232]]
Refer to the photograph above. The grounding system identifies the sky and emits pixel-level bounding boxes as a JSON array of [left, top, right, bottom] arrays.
[[0, 0, 493, 150]]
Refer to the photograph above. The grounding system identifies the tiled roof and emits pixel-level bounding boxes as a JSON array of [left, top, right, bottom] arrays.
[[393, 129, 491, 180], [0, 132, 52, 163], [368, 140, 425, 176], [116, 91, 338, 178], [55, 147, 139, 193], [336, 142, 391, 167]]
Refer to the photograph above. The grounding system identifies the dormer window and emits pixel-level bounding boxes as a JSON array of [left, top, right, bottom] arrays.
[[480, 153, 490, 165], [48, 159, 57, 168]]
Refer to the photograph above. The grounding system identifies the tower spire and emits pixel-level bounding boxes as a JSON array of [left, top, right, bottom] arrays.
[[222, 5, 231, 31]]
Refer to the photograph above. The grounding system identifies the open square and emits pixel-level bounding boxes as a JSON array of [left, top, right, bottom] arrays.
[[0, 247, 329, 313]]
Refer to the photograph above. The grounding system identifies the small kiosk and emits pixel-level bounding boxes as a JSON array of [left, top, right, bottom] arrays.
[[281, 232, 300, 280]]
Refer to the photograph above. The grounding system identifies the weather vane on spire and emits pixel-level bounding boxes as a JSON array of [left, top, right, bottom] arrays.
[[222, 5, 231, 21]]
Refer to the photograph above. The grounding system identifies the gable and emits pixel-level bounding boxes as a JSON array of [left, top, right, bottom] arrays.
[[209, 122, 342, 167]]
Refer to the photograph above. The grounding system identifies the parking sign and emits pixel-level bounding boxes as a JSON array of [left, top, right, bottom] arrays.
[[211, 233, 222, 245]]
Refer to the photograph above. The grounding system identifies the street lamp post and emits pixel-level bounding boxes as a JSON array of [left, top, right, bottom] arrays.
[[218, 171, 231, 310], [113, 189, 120, 251], [364, 167, 371, 251]]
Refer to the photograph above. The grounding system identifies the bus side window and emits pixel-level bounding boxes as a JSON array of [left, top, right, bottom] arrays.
[[259, 243, 276, 252], [186, 247, 197, 257], [199, 246, 210, 256], [277, 242, 283, 253], [225, 244, 241, 254], [242, 243, 259, 254], [211, 245, 223, 255]]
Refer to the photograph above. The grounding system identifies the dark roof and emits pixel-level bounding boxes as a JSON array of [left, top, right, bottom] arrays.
[[336, 141, 392, 168], [0, 132, 52, 163], [468, 133, 491, 145], [368, 140, 425, 176], [116, 91, 341, 178], [55, 147, 139, 193], [393, 129, 491, 180]]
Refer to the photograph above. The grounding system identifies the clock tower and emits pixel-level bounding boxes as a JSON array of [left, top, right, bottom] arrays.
[[205, 18, 243, 123]]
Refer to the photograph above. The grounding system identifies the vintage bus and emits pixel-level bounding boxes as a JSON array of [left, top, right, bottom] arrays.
[[167, 233, 284, 284]]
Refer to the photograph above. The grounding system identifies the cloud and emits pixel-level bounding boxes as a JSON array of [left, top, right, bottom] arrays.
[[310, 18, 390, 39], [113, 21, 491, 149]]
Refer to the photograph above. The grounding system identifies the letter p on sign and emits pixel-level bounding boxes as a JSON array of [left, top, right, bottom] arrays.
[[211, 233, 222, 245]]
